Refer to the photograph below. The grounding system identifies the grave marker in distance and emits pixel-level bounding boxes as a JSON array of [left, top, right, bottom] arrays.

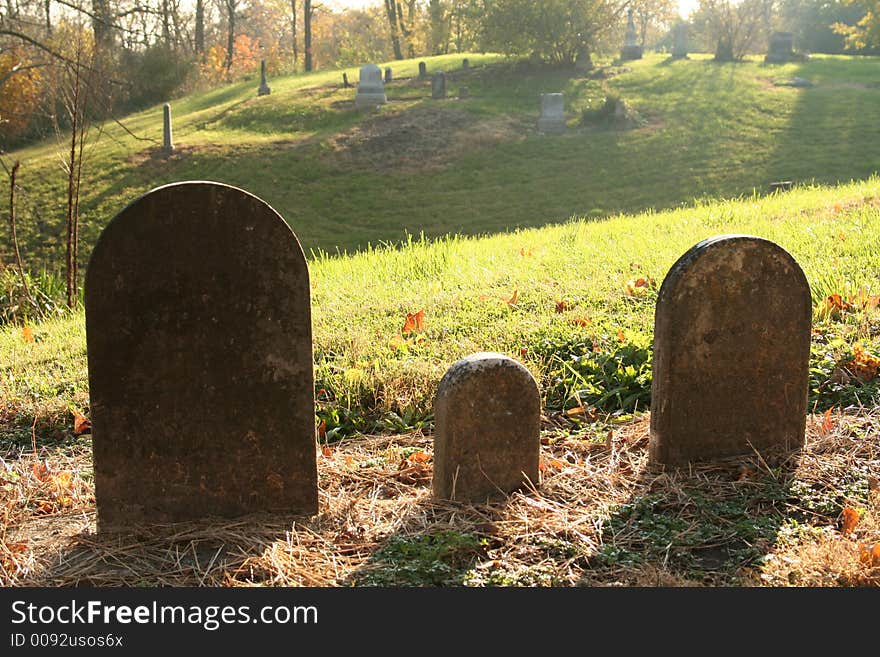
[[86, 181, 318, 529], [649, 235, 811, 466]]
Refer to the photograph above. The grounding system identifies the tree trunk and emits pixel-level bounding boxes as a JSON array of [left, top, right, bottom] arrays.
[[91, 0, 114, 52], [44, 0, 51, 34], [225, 0, 236, 72], [304, 0, 312, 71], [290, 0, 298, 66], [384, 0, 403, 59], [161, 0, 171, 48], [195, 0, 205, 55]]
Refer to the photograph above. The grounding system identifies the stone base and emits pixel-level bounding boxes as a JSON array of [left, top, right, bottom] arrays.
[[671, 50, 688, 60], [258, 84, 271, 96], [354, 92, 387, 109], [537, 117, 565, 134], [620, 45, 643, 61]]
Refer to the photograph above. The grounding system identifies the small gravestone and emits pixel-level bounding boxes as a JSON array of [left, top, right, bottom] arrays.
[[258, 59, 271, 96], [384, 66, 392, 83], [620, 8, 643, 60], [650, 235, 811, 467], [432, 71, 446, 99], [769, 180, 794, 192], [162, 103, 173, 153], [575, 49, 593, 73], [355, 64, 387, 109], [671, 23, 688, 59], [459, 86, 469, 99], [765, 32, 795, 63], [342, 72, 350, 88], [537, 93, 565, 133], [462, 58, 470, 70], [419, 61, 427, 78], [85, 181, 318, 528], [433, 353, 540, 501]]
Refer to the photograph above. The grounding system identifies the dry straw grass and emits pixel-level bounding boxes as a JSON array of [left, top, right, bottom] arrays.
[[1, 409, 878, 587]]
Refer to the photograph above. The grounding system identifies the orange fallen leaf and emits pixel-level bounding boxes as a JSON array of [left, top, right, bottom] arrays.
[[321, 444, 333, 458], [21, 326, 34, 343], [570, 317, 591, 327], [402, 309, 425, 335], [73, 410, 91, 435], [616, 329, 626, 343], [407, 451, 431, 464], [344, 455, 355, 467], [850, 344, 880, 382], [823, 294, 853, 317], [519, 347, 528, 358], [858, 542, 880, 567], [50, 471, 73, 492], [32, 461, 50, 482], [518, 247, 533, 257], [546, 458, 566, 470], [506, 289, 518, 307], [5, 542, 28, 553], [555, 300, 567, 313], [818, 407, 834, 435], [566, 405, 586, 417], [842, 507, 860, 535], [868, 476, 879, 493], [317, 419, 327, 440]]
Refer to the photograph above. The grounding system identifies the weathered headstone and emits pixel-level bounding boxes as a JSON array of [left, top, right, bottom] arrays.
[[620, 8, 643, 60], [459, 86, 469, 99], [650, 235, 811, 467], [537, 93, 565, 133], [433, 353, 540, 501], [462, 58, 470, 70], [162, 103, 173, 153], [342, 72, 350, 88], [671, 23, 688, 59], [765, 31, 795, 63], [258, 59, 271, 96], [85, 181, 318, 529], [575, 49, 593, 73], [384, 66, 392, 83], [432, 71, 446, 99], [419, 61, 427, 78], [354, 64, 387, 109]]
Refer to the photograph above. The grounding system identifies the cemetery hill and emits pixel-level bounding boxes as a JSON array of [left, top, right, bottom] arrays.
[[1, 7, 880, 586]]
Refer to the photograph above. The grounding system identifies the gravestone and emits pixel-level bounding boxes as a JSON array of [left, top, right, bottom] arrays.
[[162, 103, 173, 153], [432, 71, 446, 99], [671, 23, 688, 59], [85, 181, 318, 528], [354, 64, 387, 109], [342, 72, 350, 88], [650, 235, 811, 467], [384, 66, 392, 83], [419, 61, 427, 78], [433, 353, 540, 501], [462, 58, 470, 70], [258, 59, 271, 96], [575, 49, 593, 73], [765, 32, 795, 63], [620, 8, 643, 60], [537, 93, 565, 133]]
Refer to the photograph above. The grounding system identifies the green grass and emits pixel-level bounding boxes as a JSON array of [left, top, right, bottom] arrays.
[[4, 52, 880, 272], [3, 178, 879, 443]]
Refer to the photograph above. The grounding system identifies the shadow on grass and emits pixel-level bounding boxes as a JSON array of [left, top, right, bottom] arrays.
[[584, 451, 801, 586]]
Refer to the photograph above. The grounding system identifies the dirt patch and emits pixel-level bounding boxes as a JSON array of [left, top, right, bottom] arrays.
[[327, 104, 527, 172]]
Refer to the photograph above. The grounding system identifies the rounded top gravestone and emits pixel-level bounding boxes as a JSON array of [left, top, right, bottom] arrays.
[[85, 181, 317, 529], [433, 352, 540, 502], [355, 64, 387, 109], [649, 235, 811, 467]]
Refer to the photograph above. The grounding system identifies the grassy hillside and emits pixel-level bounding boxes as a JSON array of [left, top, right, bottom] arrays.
[[2, 181, 879, 587], [3, 52, 880, 270]]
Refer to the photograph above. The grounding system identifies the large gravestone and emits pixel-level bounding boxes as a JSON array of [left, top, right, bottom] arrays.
[[86, 181, 317, 528], [433, 353, 540, 501], [354, 64, 387, 109], [258, 59, 271, 96], [432, 71, 446, 99], [765, 32, 795, 63], [537, 93, 565, 133], [650, 235, 811, 467], [671, 23, 688, 59], [620, 8, 643, 61]]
